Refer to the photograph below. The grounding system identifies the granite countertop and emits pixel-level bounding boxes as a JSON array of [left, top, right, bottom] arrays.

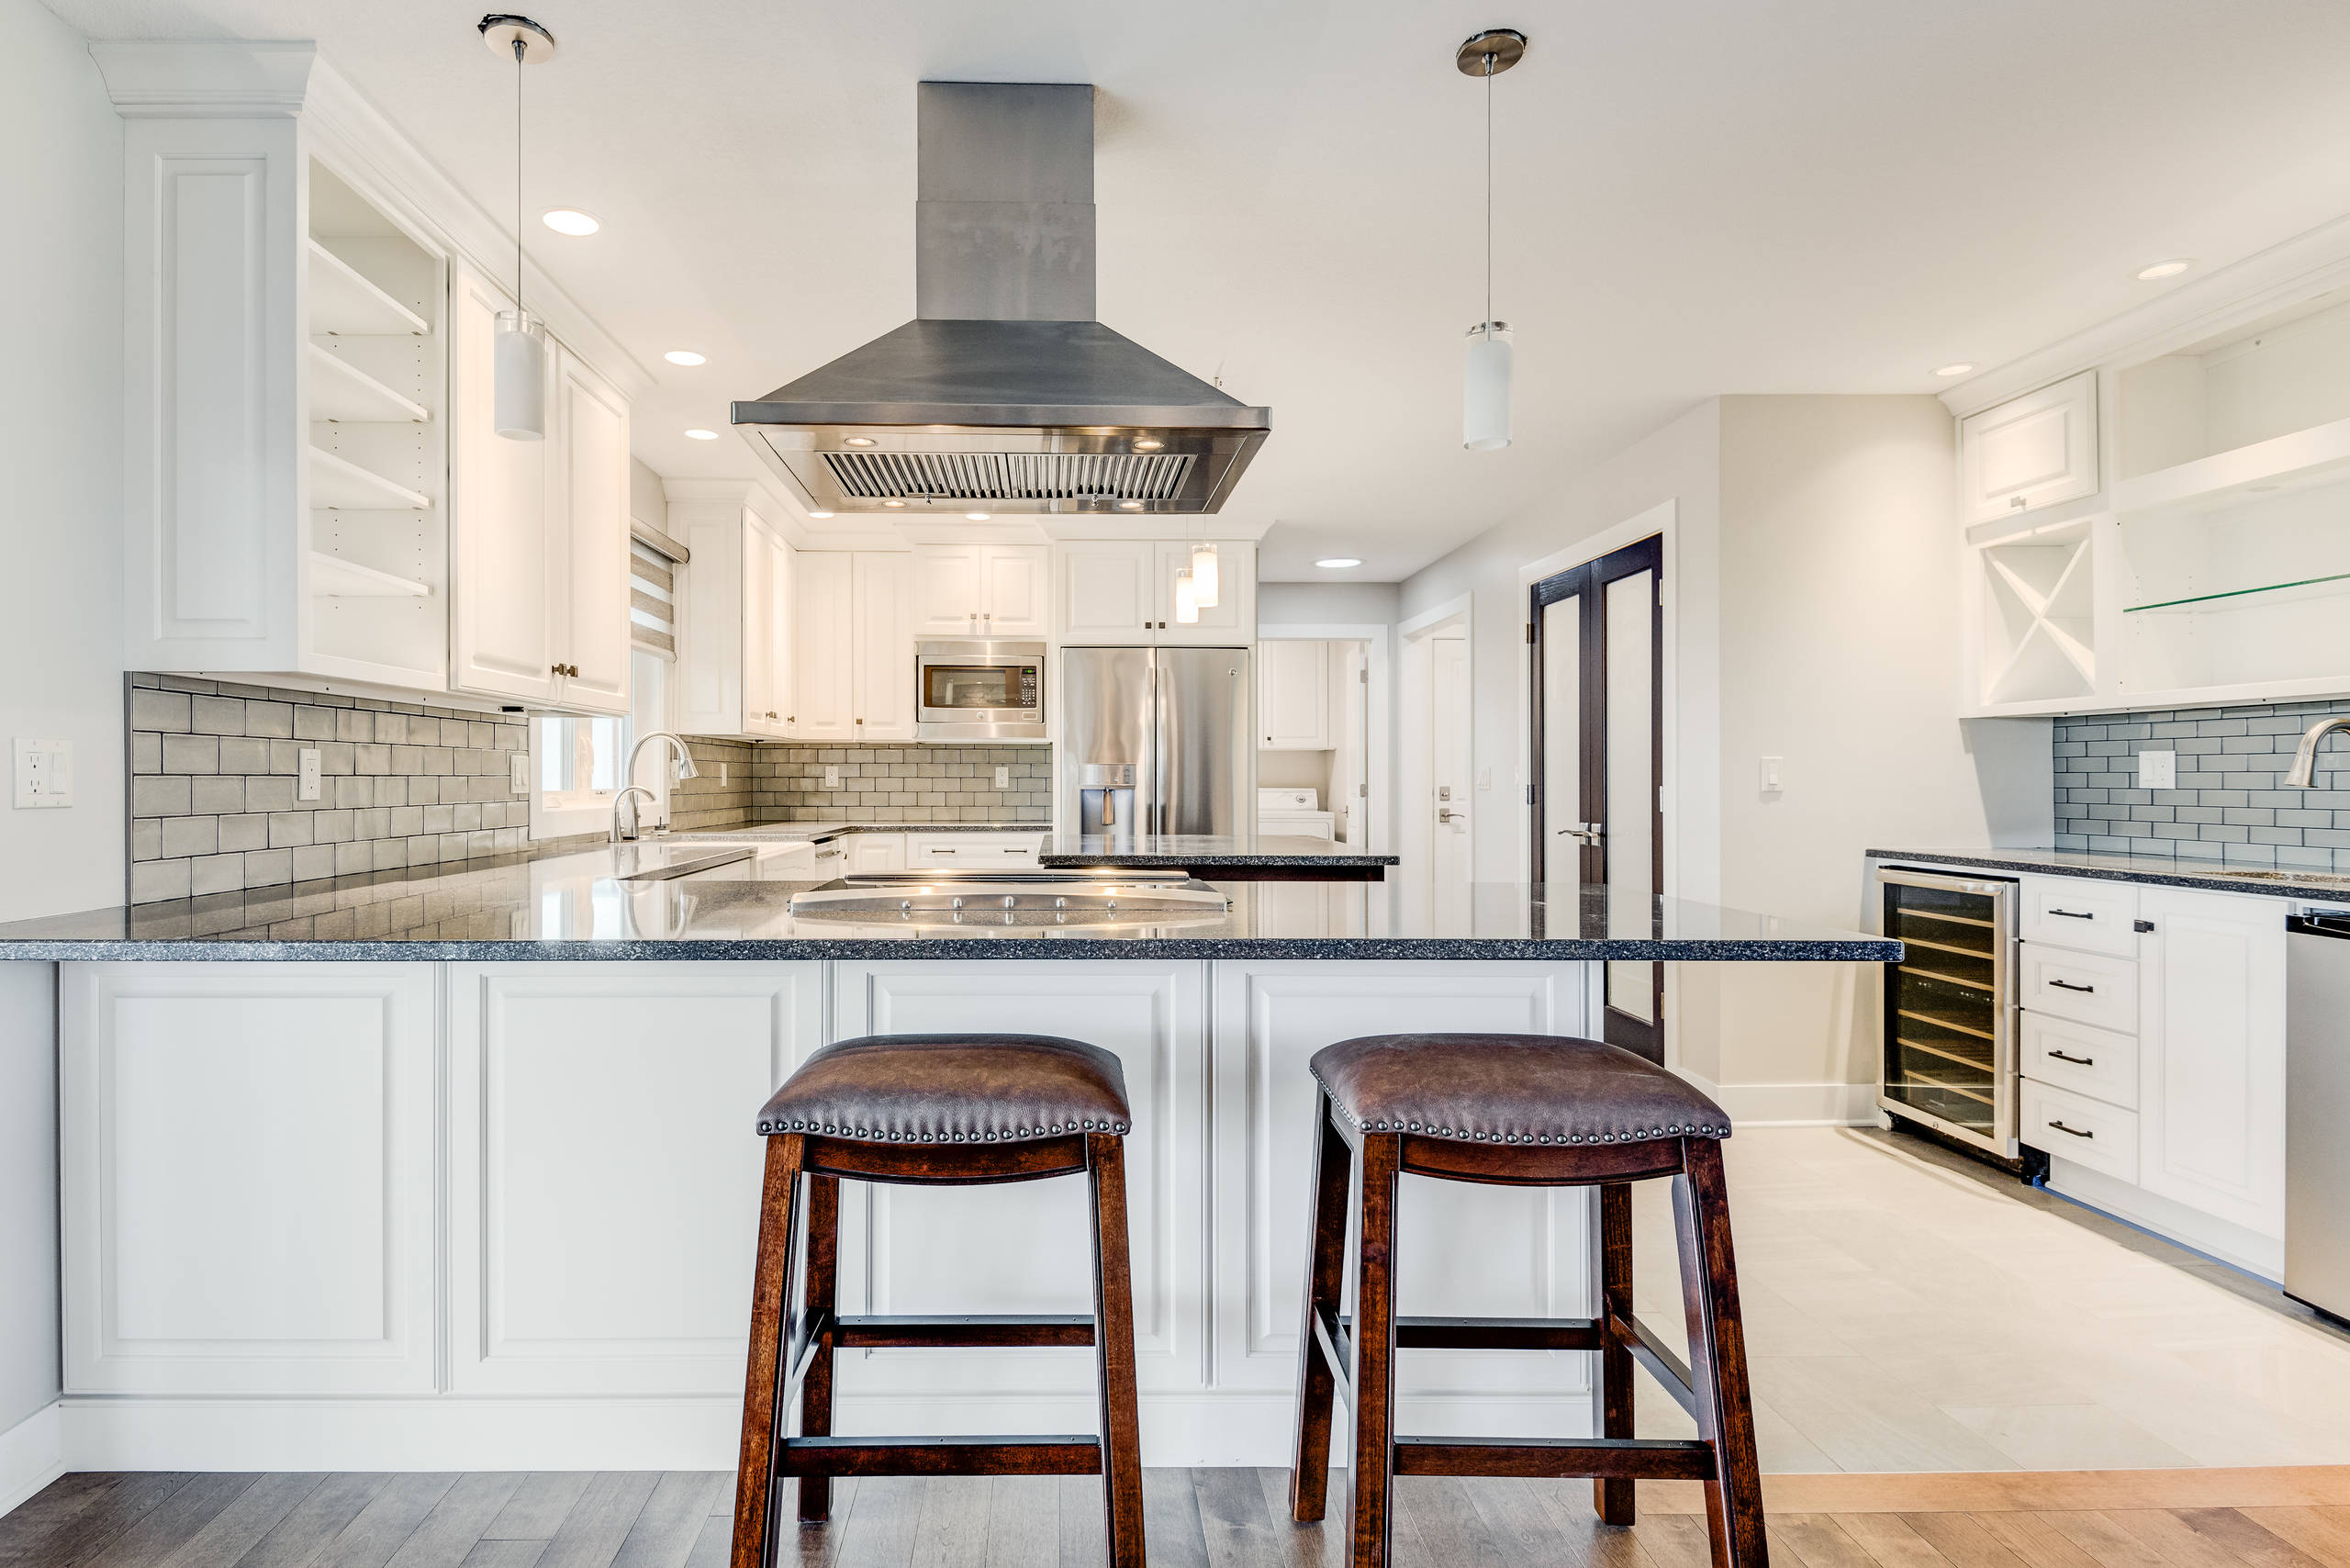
[[677, 823, 1050, 841], [0, 839, 1894, 962], [1870, 846, 2350, 902], [1036, 833, 1400, 870]]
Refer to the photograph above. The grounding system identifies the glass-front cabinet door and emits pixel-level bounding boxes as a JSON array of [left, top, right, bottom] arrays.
[[1878, 869, 2016, 1156]]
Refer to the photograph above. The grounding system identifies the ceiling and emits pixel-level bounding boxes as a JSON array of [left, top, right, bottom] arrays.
[[45, 0, 2350, 579]]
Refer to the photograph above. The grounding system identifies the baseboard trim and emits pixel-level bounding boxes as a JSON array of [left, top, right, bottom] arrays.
[[56, 1391, 1595, 1471], [0, 1403, 65, 1519], [2044, 1156, 2285, 1279], [1677, 1072, 1875, 1127]]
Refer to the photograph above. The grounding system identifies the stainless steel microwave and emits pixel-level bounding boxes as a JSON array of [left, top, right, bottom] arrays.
[[914, 640, 1046, 741]]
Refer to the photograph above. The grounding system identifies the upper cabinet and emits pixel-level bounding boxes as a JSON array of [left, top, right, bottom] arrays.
[[795, 552, 913, 742], [1054, 541, 1257, 644], [674, 486, 797, 740], [912, 543, 1048, 639], [1259, 640, 1332, 750], [1959, 371, 2098, 527]]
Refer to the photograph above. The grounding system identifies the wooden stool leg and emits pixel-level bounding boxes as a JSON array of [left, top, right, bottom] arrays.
[[1289, 1087, 1354, 1522], [1594, 1181, 1637, 1527], [1348, 1134, 1402, 1568], [796, 1172, 841, 1524], [1087, 1133, 1147, 1568], [1673, 1137, 1768, 1568], [730, 1133, 805, 1568]]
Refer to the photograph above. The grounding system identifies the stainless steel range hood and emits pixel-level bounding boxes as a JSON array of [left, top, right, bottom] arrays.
[[731, 82, 1270, 516]]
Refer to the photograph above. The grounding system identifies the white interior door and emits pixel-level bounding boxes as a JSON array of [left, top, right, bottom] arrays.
[[1430, 633, 1472, 930]]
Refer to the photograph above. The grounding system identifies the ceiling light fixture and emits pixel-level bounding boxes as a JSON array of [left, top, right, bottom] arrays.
[[2136, 259, 2194, 281], [1934, 363, 1975, 378], [480, 14, 555, 441], [1132, 437, 1163, 452], [1190, 542, 1221, 608], [664, 350, 707, 366], [684, 429, 718, 440], [807, 510, 834, 520], [1459, 28, 1527, 453], [1116, 498, 1145, 511], [541, 208, 599, 235], [843, 435, 877, 447], [1316, 557, 1363, 569], [966, 511, 991, 521], [881, 498, 906, 508]]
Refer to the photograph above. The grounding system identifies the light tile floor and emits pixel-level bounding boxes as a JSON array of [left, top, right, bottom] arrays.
[[1627, 1126, 2350, 1472]]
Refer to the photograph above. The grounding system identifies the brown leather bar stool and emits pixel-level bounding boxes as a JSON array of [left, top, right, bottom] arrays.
[[1288, 1033, 1766, 1568], [729, 1033, 1146, 1568]]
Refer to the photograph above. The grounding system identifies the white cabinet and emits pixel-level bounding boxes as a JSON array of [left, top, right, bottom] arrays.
[[444, 963, 822, 1395], [448, 267, 632, 715], [2020, 875, 2139, 958], [852, 552, 916, 739], [676, 488, 797, 740], [2137, 885, 2288, 1238], [1960, 370, 2098, 526], [912, 543, 1049, 638], [1054, 541, 1257, 644], [904, 831, 1044, 868], [795, 552, 856, 741], [61, 963, 439, 1395], [2019, 942, 2139, 1034], [1258, 640, 1331, 749], [845, 833, 905, 874]]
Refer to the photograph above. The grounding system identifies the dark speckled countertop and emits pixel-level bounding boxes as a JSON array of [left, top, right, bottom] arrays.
[[1036, 833, 1398, 875], [1870, 846, 2350, 902], [0, 839, 1893, 962]]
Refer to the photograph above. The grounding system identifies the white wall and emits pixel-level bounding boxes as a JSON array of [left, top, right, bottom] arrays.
[[1258, 580, 1399, 627], [0, 0, 123, 1438]]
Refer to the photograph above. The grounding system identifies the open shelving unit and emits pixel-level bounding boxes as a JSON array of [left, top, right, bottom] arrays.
[[309, 552, 431, 599], [1975, 521, 2095, 708]]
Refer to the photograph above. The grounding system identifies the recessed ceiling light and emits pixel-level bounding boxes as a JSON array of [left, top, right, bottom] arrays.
[[684, 428, 718, 440], [843, 435, 877, 447], [664, 350, 707, 366], [541, 208, 599, 236], [966, 511, 991, 521], [1115, 499, 1145, 510], [1315, 556, 1363, 569], [1934, 363, 1975, 378], [2136, 258, 2194, 281], [808, 510, 834, 520], [881, 498, 906, 508], [1132, 437, 1164, 452]]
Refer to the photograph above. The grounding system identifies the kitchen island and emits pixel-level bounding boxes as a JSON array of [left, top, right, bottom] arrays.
[[1, 845, 1892, 1474]]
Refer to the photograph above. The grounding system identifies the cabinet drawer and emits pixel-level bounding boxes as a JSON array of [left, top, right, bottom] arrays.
[[2020, 876, 2139, 958], [905, 833, 1042, 867], [2020, 944, 2137, 1032], [2021, 1079, 2138, 1182], [2020, 1012, 2138, 1111]]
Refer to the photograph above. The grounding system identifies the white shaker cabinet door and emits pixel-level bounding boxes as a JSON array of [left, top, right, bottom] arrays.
[[1154, 541, 1253, 644], [449, 264, 558, 703], [979, 544, 1051, 636], [61, 962, 439, 1395], [1058, 542, 1157, 640], [741, 520, 778, 733], [827, 961, 1208, 1401], [795, 552, 856, 740], [1959, 370, 2098, 526], [2137, 887, 2288, 1238], [552, 345, 632, 715], [853, 552, 916, 740], [445, 962, 824, 1395], [1208, 961, 1593, 1406], [912, 543, 984, 637], [1258, 640, 1331, 749]]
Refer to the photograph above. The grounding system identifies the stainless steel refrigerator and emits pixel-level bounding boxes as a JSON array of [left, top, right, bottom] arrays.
[[1058, 646, 1251, 841]]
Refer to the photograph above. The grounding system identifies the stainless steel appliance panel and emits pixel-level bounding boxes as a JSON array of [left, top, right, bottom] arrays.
[[2287, 911, 2350, 1324], [1874, 867, 2018, 1159], [915, 639, 1046, 741], [1152, 646, 1249, 836], [1060, 647, 1156, 833]]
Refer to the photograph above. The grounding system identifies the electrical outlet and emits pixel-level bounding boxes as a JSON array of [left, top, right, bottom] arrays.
[[995, 766, 1010, 789], [1475, 767, 1493, 791], [2139, 750, 2177, 790], [297, 748, 322, 802], [509, 753, 530, 793], [13, 738, 72, 809], [721, 762, 729, 785], [824, 765, 841, 790]]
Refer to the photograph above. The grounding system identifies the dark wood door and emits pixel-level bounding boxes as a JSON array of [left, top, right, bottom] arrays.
[[1529, 535, 1665, 1060]]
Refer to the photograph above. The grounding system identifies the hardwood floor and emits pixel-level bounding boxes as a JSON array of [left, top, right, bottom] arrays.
[[12, 1468, 2350, 1568]]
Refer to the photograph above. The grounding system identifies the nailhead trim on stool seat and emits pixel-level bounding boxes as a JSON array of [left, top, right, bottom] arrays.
[[755, 1033, 1131, 1144], [1308, 1032, 1730, 1146]]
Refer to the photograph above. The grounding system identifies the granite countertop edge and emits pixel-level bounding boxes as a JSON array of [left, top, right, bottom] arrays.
[[1035, 850, 1402, 868], [1868, 846, 2350, 902]]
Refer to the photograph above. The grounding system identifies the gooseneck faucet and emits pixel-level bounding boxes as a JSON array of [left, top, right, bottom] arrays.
[[2286, 715, 2350, 788], [610, 732, 701, 841]]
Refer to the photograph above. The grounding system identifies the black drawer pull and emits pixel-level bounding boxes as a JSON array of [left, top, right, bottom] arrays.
[[2048, 978, 2096, 993], [2046, 1049, 2096, 1066], [2049, 908, 2096, 920], [2046, 1119, 2096, 1139]]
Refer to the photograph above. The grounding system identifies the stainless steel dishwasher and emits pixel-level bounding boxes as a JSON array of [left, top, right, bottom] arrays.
[[2287, 903, 2350, 1326]]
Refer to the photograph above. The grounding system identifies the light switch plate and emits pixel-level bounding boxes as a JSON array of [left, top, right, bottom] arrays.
[[1760, 756, 1785, 794], [510, 753, 530, 792], [13, 738, 72, 808], [2139, 750, 2177, 790], [297, 748, 322, 802], [995, 766, 1010, 789]]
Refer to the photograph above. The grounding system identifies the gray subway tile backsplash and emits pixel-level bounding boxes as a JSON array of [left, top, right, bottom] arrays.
[[669, 740, 1053, 832], [2052, 696, 2350, 869]]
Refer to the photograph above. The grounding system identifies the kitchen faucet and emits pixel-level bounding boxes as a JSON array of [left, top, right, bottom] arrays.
[[2286, 714, 2350, 788], [610, 733, 700, 841]]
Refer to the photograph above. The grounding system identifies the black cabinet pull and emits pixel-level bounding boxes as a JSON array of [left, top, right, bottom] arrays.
[[2048, 978, 2096, 993], [2047, 1049, 2096, 1066], [2046, 1119, 2096, 1139], [2134, 919, 2154, 933], [2049, 908, 2095, 920]]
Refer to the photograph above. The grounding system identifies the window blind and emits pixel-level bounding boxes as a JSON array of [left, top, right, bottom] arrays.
[[630, 538, 677, 655]]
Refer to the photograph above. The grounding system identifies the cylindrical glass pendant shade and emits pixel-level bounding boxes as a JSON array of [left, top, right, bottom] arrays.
[[1173, 568, 1200, 624], [495, 309, 547, 441], [1463, 321, 1513, 452], [1190, 543, 1220, 608]]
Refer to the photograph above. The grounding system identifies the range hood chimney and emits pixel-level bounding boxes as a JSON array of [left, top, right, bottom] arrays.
[[731, 82, 1270, 516]]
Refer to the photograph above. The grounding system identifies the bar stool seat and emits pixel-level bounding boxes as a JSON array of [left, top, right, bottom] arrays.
[[1290, 1032, 1767, 1568], [731, 1033, 1145, 1568]]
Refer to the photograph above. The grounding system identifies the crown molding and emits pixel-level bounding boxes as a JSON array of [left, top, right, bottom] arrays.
[[1941, 209, 2350, 417], [90, 39, 317, 118]]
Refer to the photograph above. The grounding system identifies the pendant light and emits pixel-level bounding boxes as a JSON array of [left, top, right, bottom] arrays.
[[1458, 28, 1526, 453], [480, 16, 555, 441], [1190, 542, 1220, 608], [1174, 568, 1201, 624]]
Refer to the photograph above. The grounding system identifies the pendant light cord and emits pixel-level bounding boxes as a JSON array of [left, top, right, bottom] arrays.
[[513, 36, 525, 309], [1483, 52, 1494, 331]]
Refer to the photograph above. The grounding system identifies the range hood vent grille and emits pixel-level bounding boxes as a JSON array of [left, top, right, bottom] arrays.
[[821, 449, 1197, 504]]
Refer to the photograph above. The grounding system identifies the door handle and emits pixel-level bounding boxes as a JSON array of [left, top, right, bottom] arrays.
[[1556, 822, 1606, 845]]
